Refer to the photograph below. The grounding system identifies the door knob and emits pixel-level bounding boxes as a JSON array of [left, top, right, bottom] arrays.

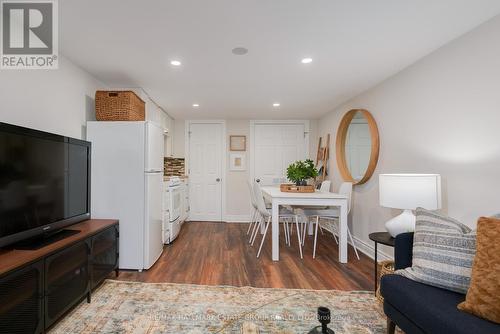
[[255, 178, 261, 183], [216, 178, 221, 182]]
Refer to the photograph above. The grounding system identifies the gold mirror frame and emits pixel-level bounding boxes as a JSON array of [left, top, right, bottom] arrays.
[[335, 109, 380, 185]]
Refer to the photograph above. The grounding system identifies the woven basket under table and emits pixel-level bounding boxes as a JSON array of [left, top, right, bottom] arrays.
[[376, 260, 395, 303]]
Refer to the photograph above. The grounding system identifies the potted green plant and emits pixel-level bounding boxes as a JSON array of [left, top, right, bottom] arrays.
[[286, 159, 318, 186]]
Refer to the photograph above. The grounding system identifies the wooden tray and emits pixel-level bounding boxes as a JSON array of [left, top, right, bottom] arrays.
[[280, 184, 315, 193]]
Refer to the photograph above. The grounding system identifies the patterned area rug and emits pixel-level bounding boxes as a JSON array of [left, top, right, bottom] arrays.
[[50, 280, 387, 334]]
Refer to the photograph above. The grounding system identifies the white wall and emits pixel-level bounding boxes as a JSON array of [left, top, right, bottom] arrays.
[[0, 55, 106, 139], [225, 120, 252, 221], [317, 15, 500, 257], [308, 119, 319, 160]]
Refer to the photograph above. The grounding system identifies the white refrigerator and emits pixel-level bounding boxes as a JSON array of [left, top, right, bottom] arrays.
[[87, 121, 164, 270]]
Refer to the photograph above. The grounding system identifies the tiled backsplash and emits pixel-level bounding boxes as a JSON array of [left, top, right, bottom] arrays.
[[164, 157, 185, 176]]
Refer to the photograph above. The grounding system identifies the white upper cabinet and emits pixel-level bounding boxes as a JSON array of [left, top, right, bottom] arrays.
[[146, 99, 163, 128], [163, 115, 174, 157], [113, 88, 174, 157], [123, 88, 169, 129], [162, 113, 173, 133]]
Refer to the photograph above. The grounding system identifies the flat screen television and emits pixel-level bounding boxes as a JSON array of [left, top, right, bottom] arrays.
[[0, 122, 91, 248]]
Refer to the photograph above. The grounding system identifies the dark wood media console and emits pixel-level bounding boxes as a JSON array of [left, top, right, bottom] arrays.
[[0, 219, 119, 334]]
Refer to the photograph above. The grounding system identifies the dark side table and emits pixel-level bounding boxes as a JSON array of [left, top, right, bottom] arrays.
[[369, 232, 395, 294]]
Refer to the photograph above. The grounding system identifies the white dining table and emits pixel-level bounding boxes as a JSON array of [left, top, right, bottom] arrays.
[[261, 186, 350, 263]]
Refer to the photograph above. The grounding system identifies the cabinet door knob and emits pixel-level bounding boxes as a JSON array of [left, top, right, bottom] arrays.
[[255, 178, 261, 183], [216, 178, 221, 182]]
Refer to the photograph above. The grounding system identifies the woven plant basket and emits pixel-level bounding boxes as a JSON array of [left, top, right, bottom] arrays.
[[95, 90, 145, 121], [376, 260, 395, 303]]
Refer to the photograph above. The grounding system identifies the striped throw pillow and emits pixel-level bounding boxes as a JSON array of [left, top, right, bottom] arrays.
[[396, 208, 476, 294]]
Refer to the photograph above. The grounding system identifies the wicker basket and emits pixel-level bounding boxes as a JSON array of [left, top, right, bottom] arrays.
[[280, 183, 315, 193], [95, 90, 145, 121], [376, 260, 395, 302]]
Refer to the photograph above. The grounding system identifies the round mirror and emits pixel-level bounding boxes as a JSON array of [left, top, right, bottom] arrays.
[[335, 109, 379, 185]]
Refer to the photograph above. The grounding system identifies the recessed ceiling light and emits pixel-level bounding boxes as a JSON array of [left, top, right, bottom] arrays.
[[232, 47, 249, 55], [301, 57, 313, 64], [170, 60, 181, 66], [273, 103, 280, 107], [192, 104, 199, 108]]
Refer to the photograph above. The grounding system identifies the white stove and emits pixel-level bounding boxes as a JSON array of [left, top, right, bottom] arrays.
[[163, 177, 183, 244]]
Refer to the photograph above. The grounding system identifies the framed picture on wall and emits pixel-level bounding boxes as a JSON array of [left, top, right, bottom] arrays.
[[230, 153, 246, 171], [230, 135, 246, 151]]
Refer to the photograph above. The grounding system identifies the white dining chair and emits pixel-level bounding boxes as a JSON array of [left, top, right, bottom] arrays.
[[317, 180, 332, 235], [295, 180, 331, 245], [319, 180, 331, 193], [246, 180, 259, 242], [301, 182, 360, 259], [250, 182, 294, 246], [252, 181, 303, 259], [249, 181, 280, 246]]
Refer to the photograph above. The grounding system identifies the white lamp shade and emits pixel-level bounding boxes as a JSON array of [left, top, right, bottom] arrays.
[[379, 174, 442, 210]]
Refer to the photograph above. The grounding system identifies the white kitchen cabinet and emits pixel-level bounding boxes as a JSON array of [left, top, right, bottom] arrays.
[[114, 87, 175, 157], [143, 95, 161, 126], [164, 113, 174, 157], [163, 114, 172, 132], [158, 111, 165, 129], [117, 88, 161, 126], [124, 88, 171, 129], [164, 135, 174, 157]]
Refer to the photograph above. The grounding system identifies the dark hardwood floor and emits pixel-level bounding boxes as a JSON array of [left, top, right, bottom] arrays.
[[116, 222, 374, 291]]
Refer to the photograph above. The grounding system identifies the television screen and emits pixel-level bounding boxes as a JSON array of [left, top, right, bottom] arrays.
[[0, 123, 90, 246]]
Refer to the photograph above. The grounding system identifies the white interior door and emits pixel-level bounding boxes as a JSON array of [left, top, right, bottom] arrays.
[[253, 123, 306, 185], [188, 122, 223, 221]]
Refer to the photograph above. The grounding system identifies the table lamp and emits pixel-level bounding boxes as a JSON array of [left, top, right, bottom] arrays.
[[379, 174, 441, 237]]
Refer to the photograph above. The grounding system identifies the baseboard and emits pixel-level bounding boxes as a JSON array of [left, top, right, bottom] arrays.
[[319, 225, 392, 261], [223, 214, 251, 223], [187, 215, 250, 223], [351, 235, 393, 262]]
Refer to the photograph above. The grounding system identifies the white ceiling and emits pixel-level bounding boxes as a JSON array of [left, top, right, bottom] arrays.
[[60, 1, 500, 120]]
